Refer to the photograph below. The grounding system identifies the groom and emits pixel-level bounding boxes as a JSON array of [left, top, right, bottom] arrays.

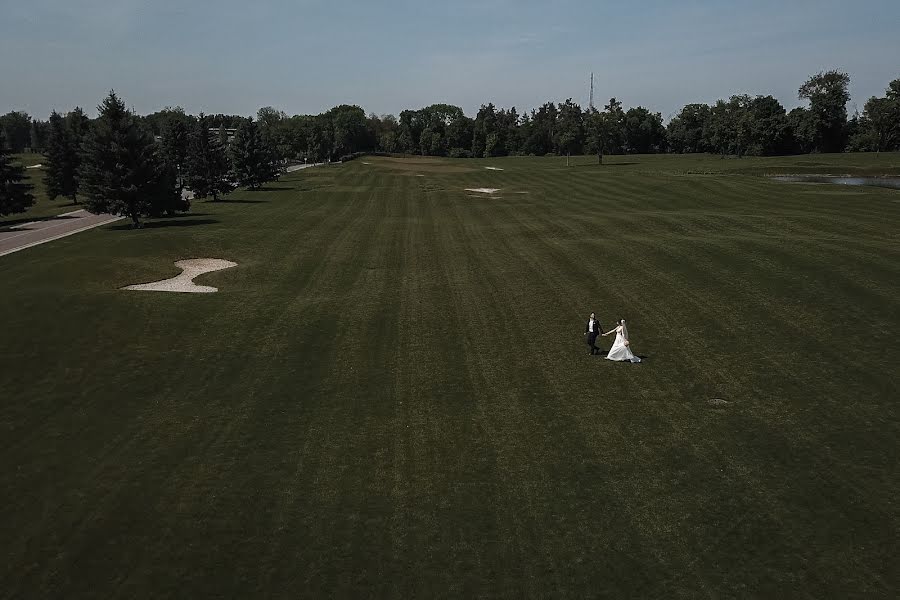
[[584, 312, 604, 355]]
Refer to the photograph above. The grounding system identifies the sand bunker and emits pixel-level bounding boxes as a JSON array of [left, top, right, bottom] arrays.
[[484, 166, 504, 171], [123, 258, 237, 293], [465, 188, 501, 194], [26, 164, 42, 169]]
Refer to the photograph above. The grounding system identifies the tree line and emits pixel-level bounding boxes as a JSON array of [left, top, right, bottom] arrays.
[[1, 91, 282, 222], [2, 70, 898, 220]]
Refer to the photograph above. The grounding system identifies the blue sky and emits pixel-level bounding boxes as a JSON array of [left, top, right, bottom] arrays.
[[1, 0, 898, 120]]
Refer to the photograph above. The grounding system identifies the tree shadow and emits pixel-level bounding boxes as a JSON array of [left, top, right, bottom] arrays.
[[212, 198, 268, 204], [252, 185, 294, 192], [156, 212, 214, 218], [110, 218, 219, 230], [0, 214, 81, 231]]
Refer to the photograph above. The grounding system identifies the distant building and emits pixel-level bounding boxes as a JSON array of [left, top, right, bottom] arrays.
[[212, 128, 237, 144]]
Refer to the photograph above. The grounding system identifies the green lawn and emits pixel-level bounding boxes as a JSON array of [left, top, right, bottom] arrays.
[[1, 153, 898, 598]]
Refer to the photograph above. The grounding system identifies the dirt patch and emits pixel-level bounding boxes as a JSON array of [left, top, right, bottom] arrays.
[[123, 258, 237, 293]]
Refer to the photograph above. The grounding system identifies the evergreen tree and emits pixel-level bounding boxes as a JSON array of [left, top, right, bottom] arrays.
[[218, 123, 229, 148], [30, 121, 48, 152], [44, 111, 80, 204], [0, 111, 32, 153], [65, 107, 90, 142], [160, 115, 191, 189], [229, 118, 269, 189], [186, 115, 235, 202], [79, 91, 180, 228], [0, 131, 35, 216]]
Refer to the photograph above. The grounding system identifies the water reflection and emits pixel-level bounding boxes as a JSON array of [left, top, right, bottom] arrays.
[[770, 175, 900, 190]]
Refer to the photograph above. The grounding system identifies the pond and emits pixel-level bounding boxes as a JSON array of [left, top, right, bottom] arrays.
[[770, 175, 900, 190]]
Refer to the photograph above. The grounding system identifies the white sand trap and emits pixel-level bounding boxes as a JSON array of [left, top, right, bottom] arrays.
[[123, 258, 237, 293], [361, 161, 371, 164], [484, 166, 504, 171], [26, 164, 42, 169], [465, 188, 501, 194]]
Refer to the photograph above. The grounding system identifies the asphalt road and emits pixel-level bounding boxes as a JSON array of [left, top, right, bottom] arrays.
[[0, 209, 123, 257]]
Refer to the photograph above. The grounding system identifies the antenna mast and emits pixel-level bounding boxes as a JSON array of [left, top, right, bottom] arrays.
[[589, 72, 594, 110]]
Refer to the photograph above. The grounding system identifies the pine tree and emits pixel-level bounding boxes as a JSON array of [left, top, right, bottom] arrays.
[[44, 111, 80, 204], [229, 118, 269, 189], [0, 131, 35, 216], [218, 124, 229, 148], [186, 115, 235, 202], [160, 116, 190, 189], [79, 91, 180, 228]]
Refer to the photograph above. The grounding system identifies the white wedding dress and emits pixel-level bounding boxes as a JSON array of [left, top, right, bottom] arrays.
[[605, 325, 641, 363]]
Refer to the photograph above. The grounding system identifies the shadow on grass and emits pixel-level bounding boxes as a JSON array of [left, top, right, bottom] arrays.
[[211, 198, 268, 204], [254, 185, 294, 191], [0, 214, 81, 231], [110, 218, 219, 230]]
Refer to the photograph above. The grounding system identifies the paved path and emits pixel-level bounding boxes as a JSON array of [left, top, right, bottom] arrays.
[[0, 209, 123, 257]]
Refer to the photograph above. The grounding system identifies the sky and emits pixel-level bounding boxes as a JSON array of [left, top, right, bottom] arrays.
[[1, 0, 898, 120]]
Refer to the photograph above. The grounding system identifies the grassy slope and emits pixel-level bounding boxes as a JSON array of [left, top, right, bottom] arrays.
[[0, 155, 898, 598]]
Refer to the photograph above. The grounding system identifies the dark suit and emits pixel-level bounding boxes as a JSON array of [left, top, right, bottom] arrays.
[[585, 318, 603, 354]]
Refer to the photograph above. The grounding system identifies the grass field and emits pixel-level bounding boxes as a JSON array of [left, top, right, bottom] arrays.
[[1, 153, 898, 598]]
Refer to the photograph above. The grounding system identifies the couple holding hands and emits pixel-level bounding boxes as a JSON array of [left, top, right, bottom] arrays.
[[584, 312, 642, 363]]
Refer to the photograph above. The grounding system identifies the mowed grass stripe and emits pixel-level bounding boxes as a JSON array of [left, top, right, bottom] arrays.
[[447, 185, 771, 594], [1, 155, 898, 597]]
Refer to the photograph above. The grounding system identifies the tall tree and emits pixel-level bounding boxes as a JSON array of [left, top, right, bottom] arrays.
[[786, 107, 817, 154], [79, 91, 179, 227], [218, 123, 229, 148], [65, 107, 90, 144], [602, 98, 626, 154], [851, 78, 900, 154], [0, 111, 32, 153], [257, 106, 288, 172], [186, 115, 235, 202], [745, 95, 790, 156], [229, 118, 270, 189], [44, 111, 80, 204], [585, 108, 607, 164], [160, 113, 193, 190], [30, 120, 49, 152], [798, 70, 851, 153], [327, 105, 368, 159], [623, 106, 666, 154], [667, 104, 711, 153], [555, 98, 584, 165], [0, 131, 35, 216]]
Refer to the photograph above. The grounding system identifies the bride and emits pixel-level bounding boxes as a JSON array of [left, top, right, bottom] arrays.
[[603, 319, 641, 363]]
